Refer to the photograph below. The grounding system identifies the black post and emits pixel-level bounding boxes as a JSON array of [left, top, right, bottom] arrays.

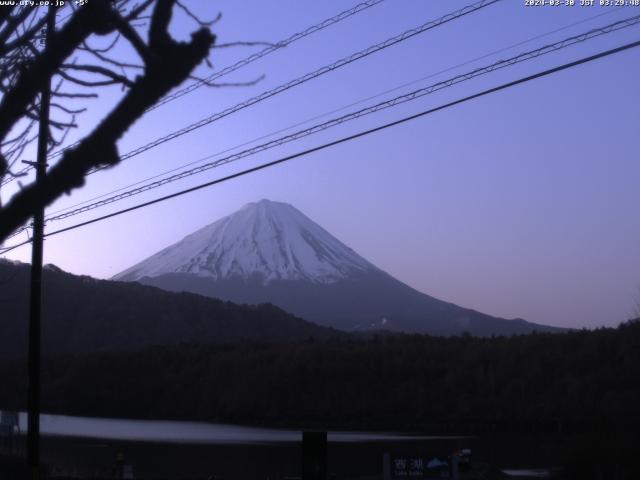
[[302, 431, 327, 480], [27, 6, 55, 478]]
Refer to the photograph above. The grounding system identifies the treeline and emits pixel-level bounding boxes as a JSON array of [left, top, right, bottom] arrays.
[[0, 320, 639, 433]]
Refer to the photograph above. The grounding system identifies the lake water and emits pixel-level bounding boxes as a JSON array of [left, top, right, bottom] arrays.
[[4, 411, 565, 479], [2, 411, 472, 478], [9, 411, 456, 444]]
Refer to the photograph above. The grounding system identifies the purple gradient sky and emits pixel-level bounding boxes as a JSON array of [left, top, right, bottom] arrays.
[[2, 0, 640, 328]]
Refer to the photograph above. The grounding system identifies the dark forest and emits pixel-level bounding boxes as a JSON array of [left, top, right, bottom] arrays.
[[1, 320, 638, 433]]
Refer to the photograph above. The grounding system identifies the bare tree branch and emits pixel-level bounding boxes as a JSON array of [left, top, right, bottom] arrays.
[[175, 1, 221, 28], [0, 0, 215, 242], [110, 14, 152, 63], [60, 63, 135, 87], [125, 0, 156, 21], [81, 45, 144, 71], [0, 1, 120, 142], [0, 7, 34, 50], [79, 33, 120, 54], [51, 91, 99, 99], [50, 102, 87, 115]]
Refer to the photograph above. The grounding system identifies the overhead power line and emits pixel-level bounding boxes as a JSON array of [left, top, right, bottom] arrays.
[[0, 238, 30, 254], [150, 0, 387, 111], [5, 11, 638, 242], [72, 0, 502, 178], [41, 6, 628, 221], [88, 0, 499, 175], [2, 36, 639, 254], [1, 0, 388, 187], [35, 14, 640, 226]]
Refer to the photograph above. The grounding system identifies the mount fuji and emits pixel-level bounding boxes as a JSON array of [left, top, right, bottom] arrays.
[[114, 199, 562, 336], [115, 199, 377, 285]]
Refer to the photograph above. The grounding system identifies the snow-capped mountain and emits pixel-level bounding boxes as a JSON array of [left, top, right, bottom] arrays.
[[114, 199, 564, 336], [114, 199, 377, 284]]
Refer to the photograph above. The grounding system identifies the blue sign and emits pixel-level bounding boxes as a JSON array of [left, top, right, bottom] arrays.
[[390, 456, 449, 479]]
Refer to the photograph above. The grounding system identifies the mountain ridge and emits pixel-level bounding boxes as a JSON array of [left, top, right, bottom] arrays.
[[0, 259, 340, 356], [114, 199, 565, 336]]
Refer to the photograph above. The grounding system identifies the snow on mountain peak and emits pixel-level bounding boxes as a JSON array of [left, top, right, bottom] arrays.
[[114, 199, 377, 284]]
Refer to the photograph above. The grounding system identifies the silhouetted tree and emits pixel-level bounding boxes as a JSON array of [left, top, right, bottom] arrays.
[[0, 0, 217, 243]]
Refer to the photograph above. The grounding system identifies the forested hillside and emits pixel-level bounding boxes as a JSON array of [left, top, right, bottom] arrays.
[[1, 320, 638, 433], [0, 260, 339, 356]]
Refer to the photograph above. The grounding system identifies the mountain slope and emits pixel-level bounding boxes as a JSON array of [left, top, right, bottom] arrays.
[[115, 199, 564, 336], [114, 199, 377, 284], [0, 259, 339, 357]]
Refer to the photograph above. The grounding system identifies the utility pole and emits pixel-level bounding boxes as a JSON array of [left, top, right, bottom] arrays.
[[27, 6, 55, 478]]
